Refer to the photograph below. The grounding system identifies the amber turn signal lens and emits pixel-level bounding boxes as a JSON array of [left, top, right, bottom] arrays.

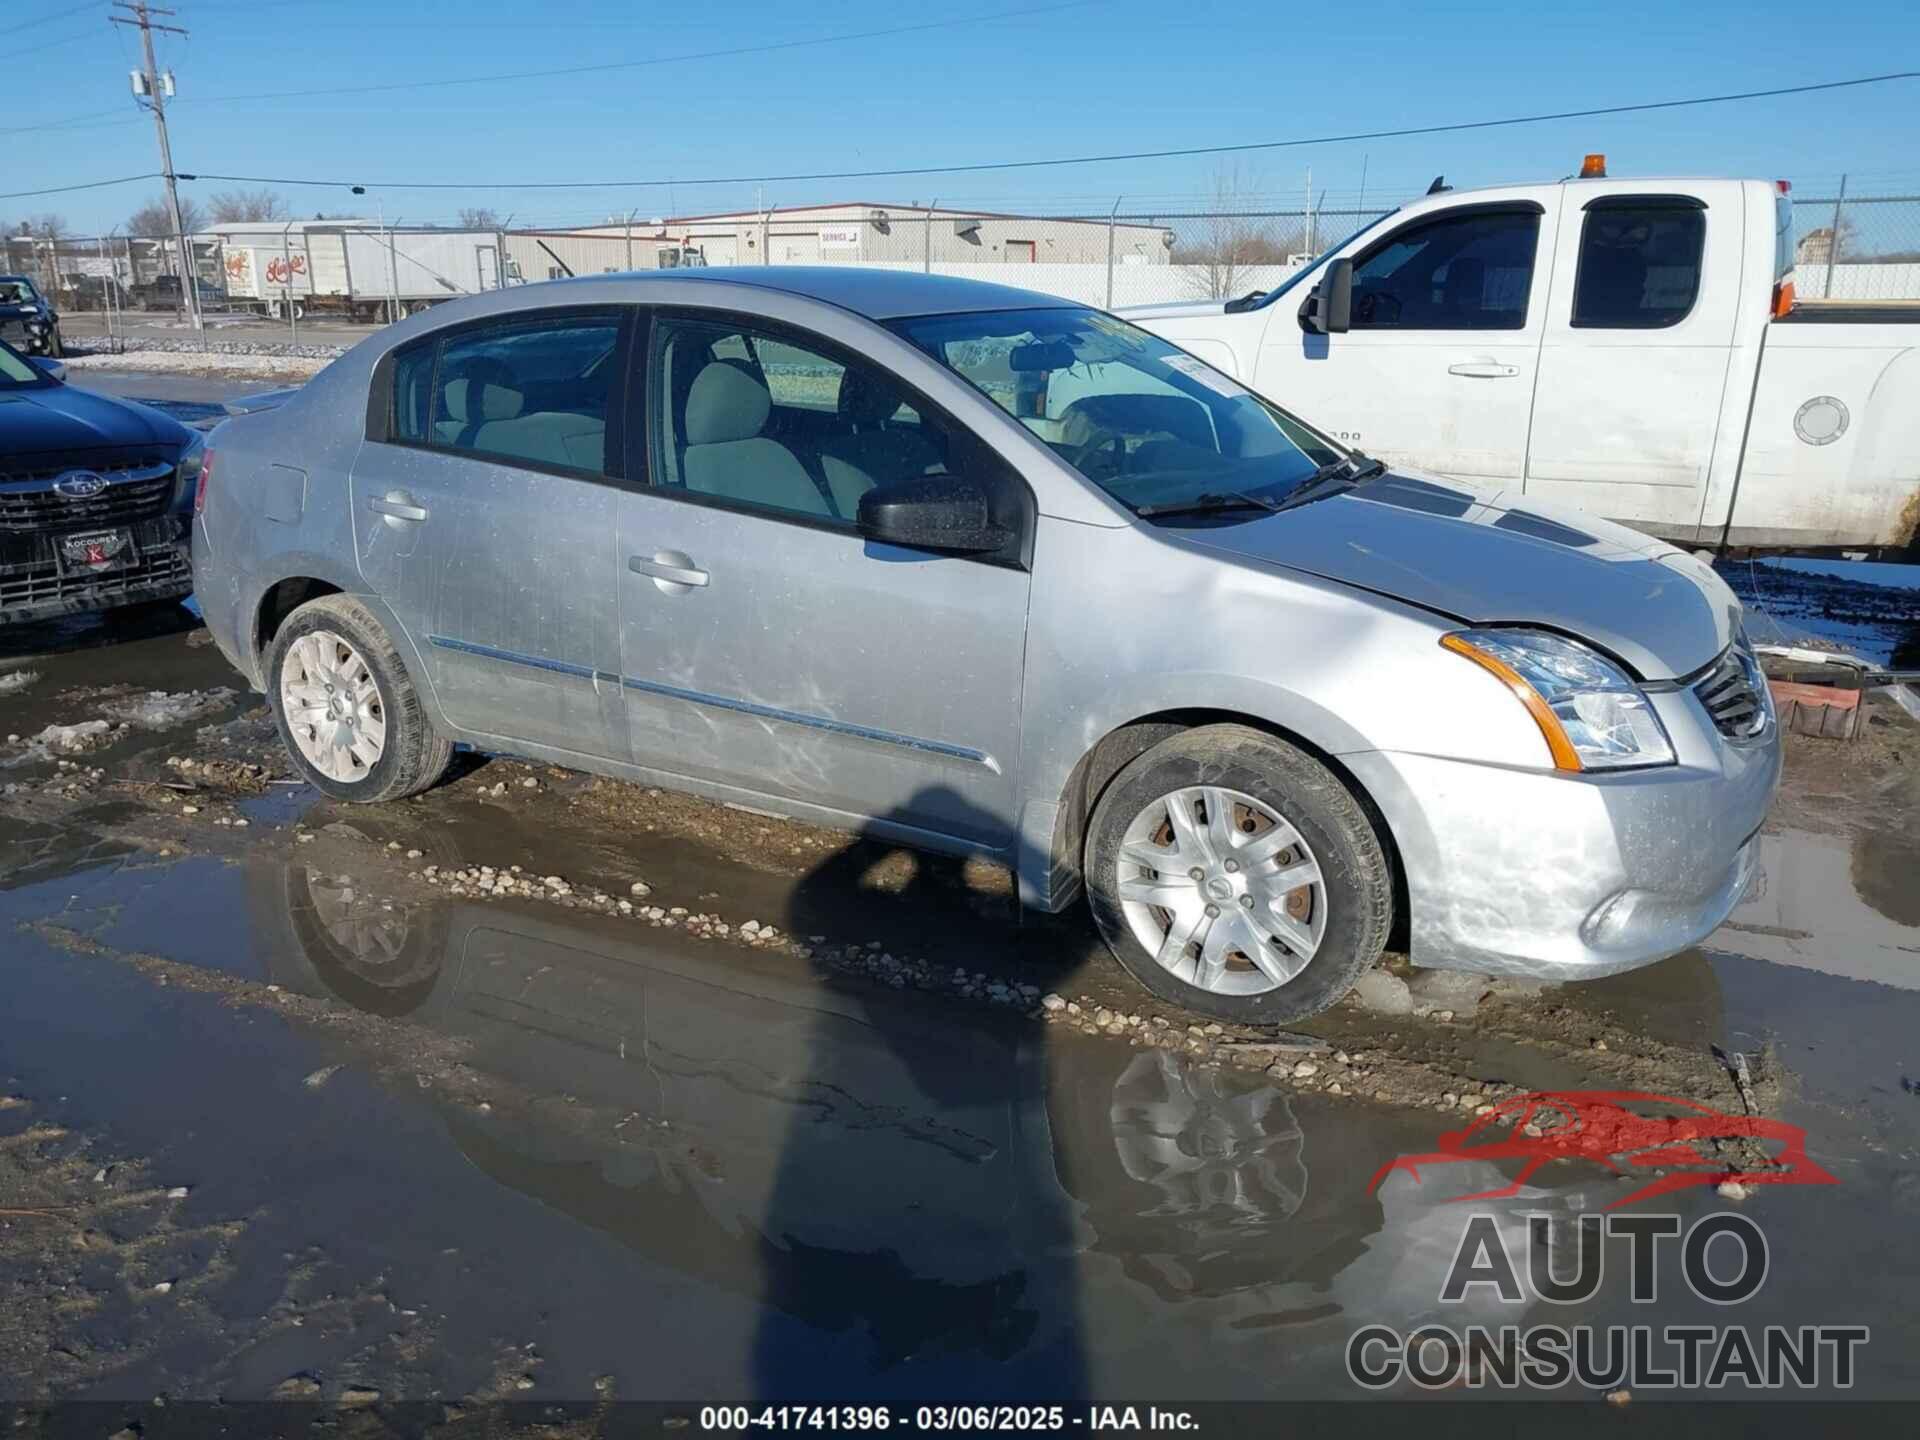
[[1439, 633, 1585, 772]]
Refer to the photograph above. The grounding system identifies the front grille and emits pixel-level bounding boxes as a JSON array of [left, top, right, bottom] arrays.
[[1694, 645, 1770, 739], [0, 460, 178, 533], [0, 544, 191, 613]]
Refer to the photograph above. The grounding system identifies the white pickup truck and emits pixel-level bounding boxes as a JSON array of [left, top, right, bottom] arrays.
[[1127, 168, 1920, 557]]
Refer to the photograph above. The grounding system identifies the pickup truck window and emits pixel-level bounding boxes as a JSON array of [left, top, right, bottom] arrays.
[[1571, 198, 1706, 329], [893, 306, 1339, 516], [1347, 208, 1538, 330]]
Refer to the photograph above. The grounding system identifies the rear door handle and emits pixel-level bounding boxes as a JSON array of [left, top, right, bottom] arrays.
[[368, 493, 430, 522], [629, 551, 709, 589], [1447, 362, 1520, 378]]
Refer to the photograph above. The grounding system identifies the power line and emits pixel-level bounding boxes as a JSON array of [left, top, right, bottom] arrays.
[[170, 0, 1102, 107], [181, 69, 1920, 193], [2, 1, 103, 35], [0, 171, 158, 201]]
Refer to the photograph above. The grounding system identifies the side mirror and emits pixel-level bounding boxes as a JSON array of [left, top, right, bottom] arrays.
[[30, 356, 67, 383], [856, 473, 1011, 555], [1299, 256, 1353, 335]]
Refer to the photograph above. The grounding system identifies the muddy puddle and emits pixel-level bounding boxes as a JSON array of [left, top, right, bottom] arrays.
[[5, 617, 1920, 1408]]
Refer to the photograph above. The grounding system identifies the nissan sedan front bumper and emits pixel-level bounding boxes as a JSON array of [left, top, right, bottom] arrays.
[[1343, 677, 1782, 981]]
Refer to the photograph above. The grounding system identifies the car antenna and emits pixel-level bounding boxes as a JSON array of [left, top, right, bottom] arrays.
[[1426, 175, 1452, 195]]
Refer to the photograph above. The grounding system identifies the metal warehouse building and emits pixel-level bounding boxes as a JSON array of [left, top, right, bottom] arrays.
[[559, 202, 1175, 269]]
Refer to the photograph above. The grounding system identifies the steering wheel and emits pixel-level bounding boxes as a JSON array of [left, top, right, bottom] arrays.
[[1066, 431, 1129, 480], [1354, 289, 1401, 325]]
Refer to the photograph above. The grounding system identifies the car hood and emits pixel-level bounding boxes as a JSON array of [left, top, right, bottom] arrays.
[[1173, 470, 1737, 680], [0, 383, 193, 457]]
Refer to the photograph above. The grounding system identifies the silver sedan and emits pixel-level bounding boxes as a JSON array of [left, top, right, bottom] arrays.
[[191, 268, 1779, 1021]]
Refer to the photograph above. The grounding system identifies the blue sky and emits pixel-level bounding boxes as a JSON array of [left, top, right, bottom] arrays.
[[9, 0, 1920, 236]]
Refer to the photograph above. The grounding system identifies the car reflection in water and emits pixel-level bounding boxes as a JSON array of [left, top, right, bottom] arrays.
[[249, 823, 1641, 1397]]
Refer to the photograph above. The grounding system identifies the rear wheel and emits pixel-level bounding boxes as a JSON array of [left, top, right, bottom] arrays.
[[1085, 724, 1391, 1023], [267, 595, 452, 803]]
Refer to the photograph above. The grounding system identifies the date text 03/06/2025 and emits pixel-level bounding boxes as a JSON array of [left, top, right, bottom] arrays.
[[699, 1406, 1200, 1432]]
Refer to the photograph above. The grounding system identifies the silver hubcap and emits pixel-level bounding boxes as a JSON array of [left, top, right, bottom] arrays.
[[280, 630, 387, 784], [1116, 784, 1327, 996]]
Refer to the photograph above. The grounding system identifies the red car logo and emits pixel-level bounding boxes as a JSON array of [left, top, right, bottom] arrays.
[[1368, 1090, 1838, 1209]]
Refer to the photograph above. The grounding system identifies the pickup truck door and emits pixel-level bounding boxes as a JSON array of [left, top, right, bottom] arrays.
[[1525, 185, 1741, 543], [1254, 200, 1553, 482]]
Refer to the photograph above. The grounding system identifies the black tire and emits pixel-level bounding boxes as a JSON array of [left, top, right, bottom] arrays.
[[45, 327, 62, 358], [1084, 723, 1392, 1024], [266, 594, 453, 804]]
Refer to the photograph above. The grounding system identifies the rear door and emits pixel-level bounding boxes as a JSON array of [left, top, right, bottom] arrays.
[[1256, 202, 1552, 481], [610, 309, 1032, 849], [1525, 185, 1738, 541], [350, 308, 632, 761]]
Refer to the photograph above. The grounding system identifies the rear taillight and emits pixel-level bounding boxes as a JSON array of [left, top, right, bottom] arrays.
[[1771, 278, 1796, 320], [193, 449, 215, 516]]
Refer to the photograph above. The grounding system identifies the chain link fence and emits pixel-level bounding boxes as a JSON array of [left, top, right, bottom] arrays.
[[10, 185, 1915, 349], [1790, 186, 1920, 302]]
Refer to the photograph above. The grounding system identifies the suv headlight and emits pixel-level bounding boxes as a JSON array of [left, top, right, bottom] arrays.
[[175, 432, 205, 504], [1441, 627, 1675, 772]]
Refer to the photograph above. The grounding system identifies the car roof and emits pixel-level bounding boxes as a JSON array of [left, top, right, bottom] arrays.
[[546, 265, 1084, 320]]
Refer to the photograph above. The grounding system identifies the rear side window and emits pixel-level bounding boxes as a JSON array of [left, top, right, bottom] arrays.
[[390, 343, 434, 442], [1572, 200, 1706, 329], [382, 312, 623, 476], [1347, 208, 1540, 330]]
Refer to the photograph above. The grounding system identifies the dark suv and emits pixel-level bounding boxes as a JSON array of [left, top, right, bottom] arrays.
[[1, 339, 201, 626]]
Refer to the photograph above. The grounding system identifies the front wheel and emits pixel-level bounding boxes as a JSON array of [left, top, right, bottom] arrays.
[[1085, 724, 1392, 1023], [267, 595, 452, 803]]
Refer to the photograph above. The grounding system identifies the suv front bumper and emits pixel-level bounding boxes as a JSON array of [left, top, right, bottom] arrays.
[[0, 522, 192, 626]]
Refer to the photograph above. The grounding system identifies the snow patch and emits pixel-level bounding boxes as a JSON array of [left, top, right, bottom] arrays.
[[97, 688, 236, 730], [4, 720, 113, 768], [0, 669, 40, 697]]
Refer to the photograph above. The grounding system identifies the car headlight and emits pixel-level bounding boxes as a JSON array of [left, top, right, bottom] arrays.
[[1441, 627, 1675, 772], [175, 432, 205, 501]]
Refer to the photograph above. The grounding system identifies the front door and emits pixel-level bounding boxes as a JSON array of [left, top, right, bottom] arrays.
[[350, 307, 631, 761], [1256, 202, 1553, 483], [1525, 189, 1736, 542], [613, 311, 1032, 849]]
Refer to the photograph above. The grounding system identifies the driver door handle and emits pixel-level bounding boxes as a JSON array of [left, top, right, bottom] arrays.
[[367, 493, 430, 522], [629, 552, 709, 589], [1447, 361, 1519, 378]]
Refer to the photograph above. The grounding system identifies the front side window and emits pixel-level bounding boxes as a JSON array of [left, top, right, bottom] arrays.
[[1571, 201, 1706, 329], [1347, 209, 1539, 330], [649, 315, 953, 525], [892, 306, 1337, 516], [388, 313, 621, 474], [0, 277, 42, 305]]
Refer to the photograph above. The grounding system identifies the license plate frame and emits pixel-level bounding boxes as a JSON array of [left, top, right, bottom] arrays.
[[55, 527, 137, 577]]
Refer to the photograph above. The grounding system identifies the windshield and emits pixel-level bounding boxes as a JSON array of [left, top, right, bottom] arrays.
[[0, 277, 42, 306], [890, 306, 1340, 515], [0, 339, 50, 389]]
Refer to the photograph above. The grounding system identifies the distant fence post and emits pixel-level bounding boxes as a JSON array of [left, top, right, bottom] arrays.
[[1824, 174, 1848, 299], [1105, 196, 1121, 310], [924, 199, 936, 274]]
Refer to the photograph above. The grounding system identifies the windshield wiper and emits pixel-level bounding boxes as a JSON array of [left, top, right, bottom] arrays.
[[1134, 491, 1283, 520], [1272, 452, 1387, 511]]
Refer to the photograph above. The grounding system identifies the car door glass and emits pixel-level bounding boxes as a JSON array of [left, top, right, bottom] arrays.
[[649, 315, 950, 524], [427, 315, 621, 474], [1571, 202, 1706, 328], [1348, 209, 1540, 330], [390, 342, 434, 443]]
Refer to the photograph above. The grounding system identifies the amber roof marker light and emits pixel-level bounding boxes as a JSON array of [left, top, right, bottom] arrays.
[[1579, 153, 1608, 178]]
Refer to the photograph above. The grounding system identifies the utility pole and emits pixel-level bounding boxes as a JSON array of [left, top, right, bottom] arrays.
[[111, 1, 200, 330]]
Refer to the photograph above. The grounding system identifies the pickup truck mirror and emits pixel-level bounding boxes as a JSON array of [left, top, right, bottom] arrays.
[[857, 473, 1011, 555], [1299, 257, 1353, 335]]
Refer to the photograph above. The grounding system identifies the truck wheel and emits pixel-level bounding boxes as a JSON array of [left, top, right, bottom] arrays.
[[267, 595, 452, 803], [1084, 724, 1391, 1023], [45, 327, 62, 358]]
